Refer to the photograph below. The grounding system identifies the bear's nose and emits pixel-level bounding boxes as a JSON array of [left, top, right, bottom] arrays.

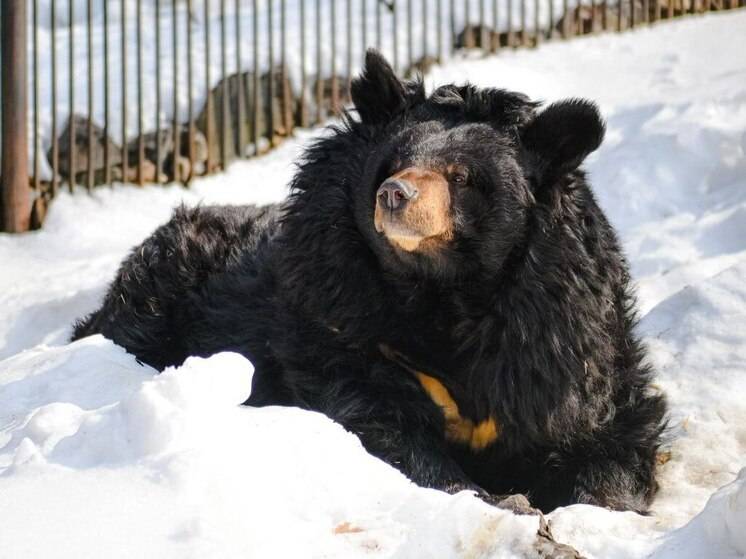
[[377, 179, 417, 211]]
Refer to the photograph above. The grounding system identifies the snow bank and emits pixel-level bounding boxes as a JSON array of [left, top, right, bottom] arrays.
[[0, 337, 546, 559], [652, 469, 746, 559], [2, 10, 746, 559]]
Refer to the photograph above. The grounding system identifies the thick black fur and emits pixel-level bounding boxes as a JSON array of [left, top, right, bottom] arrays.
[[73, 51, 667, 513]]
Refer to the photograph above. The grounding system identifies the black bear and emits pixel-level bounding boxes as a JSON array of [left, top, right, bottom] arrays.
[[74, 51, 667, 514]]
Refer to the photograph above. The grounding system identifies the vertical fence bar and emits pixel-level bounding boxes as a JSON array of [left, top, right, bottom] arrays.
[[220, 0, 228, 166], [300, 0, 308, 127], [630, 0, 635, 28], [51, 0, 59, 195], [347, 0, 353, 101], [562, 0, 569, 37], [220, 0, 228, 170], [156, 0, 163, 183], [507, 0, 514, 46], [281, 0, 292, 134], [86, 0, 94, 191], [137, 0, 144, 185], [173, 0, 181, 181], [407, 0, 413, 70], [103, 0, 111, 185], [667, 0, 674, 17], [479, 0, 487, 54], [362, 0, 368, 51], [235, 0, 244, 159], [376, 0, 382, 50], [493, 0, 499, 49], [437, 0, 444, 60], [450, 0, 456, 55], [591, 0, 597, 33], [187, 0, 195, 180], [69, 0, 76, 191], [618, 0, 624, 30], [331, 0, 339, 113], [423, 0, 429, 60], [393, 0, 399, 72], [121, 0, 128, 182], [268, 0, 276, 146], [33, 0, 40, 195], [253, 0, 260, 149], [465, 0, 473, 47], [316, 0, 323, 123], [1, 1, 31, 232], [521, 0, 527, 45], [534, 0, 540, 45], [205, 0, 214, 171]]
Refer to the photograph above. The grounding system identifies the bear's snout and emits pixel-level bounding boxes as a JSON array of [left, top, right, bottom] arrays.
[[377, 179, 418, 211], [374, 167, 452, 253]]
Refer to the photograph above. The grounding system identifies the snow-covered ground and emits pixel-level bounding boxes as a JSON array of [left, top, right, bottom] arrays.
[[2, 10, 746, 559]]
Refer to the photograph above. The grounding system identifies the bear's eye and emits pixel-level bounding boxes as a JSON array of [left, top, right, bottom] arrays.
[[451, 170, 468, 186]]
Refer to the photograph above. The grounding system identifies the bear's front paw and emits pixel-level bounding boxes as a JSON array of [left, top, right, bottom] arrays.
[[480, 493, 585, 559]]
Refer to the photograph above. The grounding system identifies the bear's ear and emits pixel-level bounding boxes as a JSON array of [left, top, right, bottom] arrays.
[[520, 99, 605, 185], [351, 49, 423, 125]]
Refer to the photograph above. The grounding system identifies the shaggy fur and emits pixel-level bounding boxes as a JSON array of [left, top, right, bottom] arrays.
[[73, 51, 667, 513]]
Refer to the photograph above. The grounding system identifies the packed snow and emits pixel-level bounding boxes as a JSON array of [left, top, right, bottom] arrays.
[[2, 10, 746, 559]]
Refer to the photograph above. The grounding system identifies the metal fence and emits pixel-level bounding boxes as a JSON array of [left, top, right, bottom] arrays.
[[1, 0, 744, 232]]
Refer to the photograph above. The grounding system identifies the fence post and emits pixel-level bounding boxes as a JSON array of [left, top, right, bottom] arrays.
[[1, 1, 31, 233]]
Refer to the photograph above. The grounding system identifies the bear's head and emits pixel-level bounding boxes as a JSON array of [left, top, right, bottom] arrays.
[[348, 50, 606, 280], [279, 50, 606, 335]]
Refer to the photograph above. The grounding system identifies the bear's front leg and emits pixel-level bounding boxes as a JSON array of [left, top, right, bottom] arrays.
[[287, 358, 481, 493], [529, 428, 662, 512]]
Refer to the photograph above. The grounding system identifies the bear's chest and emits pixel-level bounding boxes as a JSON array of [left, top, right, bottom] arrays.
[[379, 343, 501, 453]]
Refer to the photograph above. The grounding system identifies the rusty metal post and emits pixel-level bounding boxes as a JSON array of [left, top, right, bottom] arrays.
[[1, 1, 31, 232]]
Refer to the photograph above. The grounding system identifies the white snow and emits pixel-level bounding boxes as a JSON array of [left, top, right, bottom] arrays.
[[2, 10, 746, 558]]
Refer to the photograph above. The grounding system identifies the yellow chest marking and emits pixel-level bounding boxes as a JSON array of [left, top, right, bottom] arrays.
[[414, 372, 500, 451]]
